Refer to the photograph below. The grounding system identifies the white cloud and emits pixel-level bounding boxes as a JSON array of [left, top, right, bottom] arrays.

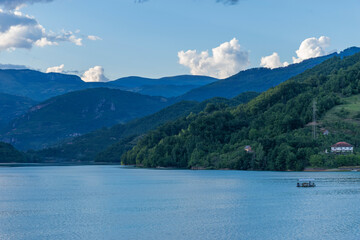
[[35, 37, 58, 47], [178, 38, 249, 79], [46, 64, 64, 73], [292, 36, 331, 63], [81, 66, 109, 82], [88, 35, 102, 41], [259, 36, 332, 69], [260, 52, 289, 69], [0, 10, 83, 51]]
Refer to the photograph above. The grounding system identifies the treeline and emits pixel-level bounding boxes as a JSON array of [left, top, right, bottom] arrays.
[[0, 142, 27, 163], [121, 53, 360, 170], [310, 154, 360, 168]]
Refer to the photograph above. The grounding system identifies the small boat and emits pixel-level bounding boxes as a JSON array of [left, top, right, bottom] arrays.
[[297, 178, 316, 187]]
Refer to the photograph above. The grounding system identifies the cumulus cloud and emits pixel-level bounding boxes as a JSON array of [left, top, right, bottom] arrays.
[[259, 36, 332, 69], [87, 35, 102, 41], [260, 52, 289, 69], [292, 36, 331, 63], [0, 0, 53, 9], [81, 66, 109, 82], [0, 10, 83, 51], [35, 37, 58, 47], [46, 64, 64, 73], [178, 38, 249, 79]]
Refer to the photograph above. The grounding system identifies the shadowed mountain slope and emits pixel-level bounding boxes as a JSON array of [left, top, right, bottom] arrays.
[[1, 88, 171, 150]]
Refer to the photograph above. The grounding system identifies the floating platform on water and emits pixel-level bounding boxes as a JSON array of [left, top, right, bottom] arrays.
[[297, 178, 316, 187]]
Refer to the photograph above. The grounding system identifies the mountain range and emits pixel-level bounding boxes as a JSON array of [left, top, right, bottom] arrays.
[[0, 70, 216, 101], [1, 88, 171, 150], [177, 47, 360, 101], [1, 47, 360, 161], [1, 48, 358, 103]]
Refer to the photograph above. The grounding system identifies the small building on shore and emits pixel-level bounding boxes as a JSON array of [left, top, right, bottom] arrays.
[[331, 142, 353, 154]]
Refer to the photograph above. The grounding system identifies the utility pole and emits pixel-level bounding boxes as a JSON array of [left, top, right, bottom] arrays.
[[313, 99, 317, 140]]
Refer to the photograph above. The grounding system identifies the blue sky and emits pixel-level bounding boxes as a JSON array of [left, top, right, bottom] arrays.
[[0, 0, 359, 80]]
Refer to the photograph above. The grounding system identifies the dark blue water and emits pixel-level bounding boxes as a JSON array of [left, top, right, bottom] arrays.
[[0, 166, 359, 240]]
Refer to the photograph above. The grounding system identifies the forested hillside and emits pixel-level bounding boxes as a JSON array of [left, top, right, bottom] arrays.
[[33, 92, 259, 162], [122, 52, 360, 170], [0, 142, 26, 163]]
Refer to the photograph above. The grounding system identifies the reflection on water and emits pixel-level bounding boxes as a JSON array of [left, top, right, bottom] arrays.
[[0, 166, 359, 240]]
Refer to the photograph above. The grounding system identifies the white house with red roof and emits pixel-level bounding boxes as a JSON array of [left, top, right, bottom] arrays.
[[331, 142, 353, 154]]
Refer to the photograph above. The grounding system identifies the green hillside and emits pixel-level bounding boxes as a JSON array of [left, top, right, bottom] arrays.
[[1, 88, 171, 150], [33, 92, 259, 162], [0, 142, 26, 163], [121, 52, 360, 171]]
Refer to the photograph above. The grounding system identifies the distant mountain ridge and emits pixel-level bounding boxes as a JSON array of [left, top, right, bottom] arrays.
[[0, 47, 357, 102], [111, 75, 217, 88], [177, 47, 360, 101], [1, 88, 171, 150], [0, 70, 217, 101], [109, 75, 217, 97]]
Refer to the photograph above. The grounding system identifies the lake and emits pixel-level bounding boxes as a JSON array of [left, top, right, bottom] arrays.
[[0, 165, 359, 240]]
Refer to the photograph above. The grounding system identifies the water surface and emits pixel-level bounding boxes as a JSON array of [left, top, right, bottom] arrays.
[[0, 166, 359, 240]]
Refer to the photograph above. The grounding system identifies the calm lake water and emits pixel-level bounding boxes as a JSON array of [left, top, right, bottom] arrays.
[[0, 166, 359, 240]]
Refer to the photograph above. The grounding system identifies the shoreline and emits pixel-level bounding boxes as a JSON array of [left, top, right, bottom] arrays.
[[304, 167, 360, 172], [0, 162, 123, 168], [1, 162, 360, 172]]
